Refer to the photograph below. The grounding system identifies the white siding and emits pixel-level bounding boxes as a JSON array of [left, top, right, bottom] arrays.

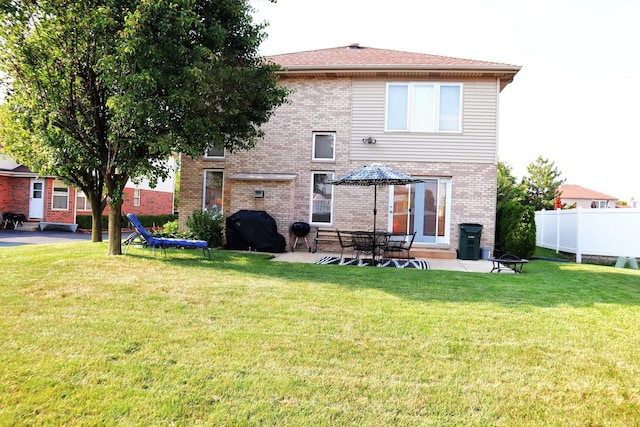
[[350, 79, 499, 163]]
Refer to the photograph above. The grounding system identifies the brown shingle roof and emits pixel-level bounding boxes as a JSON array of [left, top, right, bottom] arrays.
[[559, 184, 617, 201], [266, 44, 517, 69], [265, 44, 521, 90]]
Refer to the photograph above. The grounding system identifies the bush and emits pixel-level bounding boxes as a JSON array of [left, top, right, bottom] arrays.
[[496, 201, 536, 259], [185, 210, 225, 248], [162, 219, 179, 235]]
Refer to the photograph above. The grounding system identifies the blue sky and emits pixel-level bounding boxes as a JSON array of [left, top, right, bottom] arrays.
[[251, 0, 639, 202]]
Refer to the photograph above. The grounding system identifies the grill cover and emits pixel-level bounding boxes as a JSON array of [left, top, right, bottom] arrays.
[[225, 210, 286, 253]]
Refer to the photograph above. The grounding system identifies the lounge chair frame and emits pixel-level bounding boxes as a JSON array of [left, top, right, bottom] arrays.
[[123, 213, 210, 259]]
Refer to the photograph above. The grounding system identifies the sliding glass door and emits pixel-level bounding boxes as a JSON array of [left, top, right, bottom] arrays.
[[390, 178, 451, 244]]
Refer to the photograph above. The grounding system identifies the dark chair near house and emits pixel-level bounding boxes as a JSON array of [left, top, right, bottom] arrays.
[[336, 229, 356, 265], [123, 213, 210, 259], [382, 232, 416, 267]]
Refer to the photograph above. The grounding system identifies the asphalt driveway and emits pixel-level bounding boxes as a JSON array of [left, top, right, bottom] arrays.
[[0, 229, 93, 247]]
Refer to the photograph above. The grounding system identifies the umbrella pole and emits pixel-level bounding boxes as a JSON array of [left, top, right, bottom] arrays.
[[373, 185, 377, 236]]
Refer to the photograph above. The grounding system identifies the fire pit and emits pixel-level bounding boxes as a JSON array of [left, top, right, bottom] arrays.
[[290, 221, 311, 252]]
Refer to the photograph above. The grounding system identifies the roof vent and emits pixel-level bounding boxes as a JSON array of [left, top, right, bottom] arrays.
[[347, 43, 362, 49]]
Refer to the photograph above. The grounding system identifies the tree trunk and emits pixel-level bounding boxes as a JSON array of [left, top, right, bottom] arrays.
[[107, 202, 123, 255], [89, 196, 103, 243]]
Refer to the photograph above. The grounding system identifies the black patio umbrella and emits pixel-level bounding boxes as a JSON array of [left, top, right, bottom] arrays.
[[328, 163, 424, 236]]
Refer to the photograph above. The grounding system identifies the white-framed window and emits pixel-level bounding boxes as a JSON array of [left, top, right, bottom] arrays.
[[75, 191, 90, 211], [205, 143, 225, 159], [310, 172, 334, 225], [133, 188, 141, 207], [52, 180, 69, 210], [312, 132, 336, 161], [203, 170, 224, 214], [386, 82, 462, 132]]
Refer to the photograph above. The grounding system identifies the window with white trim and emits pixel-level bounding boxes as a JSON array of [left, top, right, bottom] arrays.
[[205, 143, 225, 159], [133, 188, 141, 206], [386, 83, 462, 132], [76, 191, 90, 211], [310, 172, 334, 225], [312, 132, 336, 161], [203, 170, 224, 214], [52, 180, 69, 210]]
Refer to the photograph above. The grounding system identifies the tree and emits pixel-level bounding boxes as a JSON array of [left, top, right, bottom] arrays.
[[522, 156, 565, 211], [0, 0, 288, 255], [497, 160, 526, 211]]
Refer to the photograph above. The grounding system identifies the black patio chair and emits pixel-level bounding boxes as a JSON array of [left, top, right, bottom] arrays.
[[381, 232, 416, 268], [336, 229, 356, 265]]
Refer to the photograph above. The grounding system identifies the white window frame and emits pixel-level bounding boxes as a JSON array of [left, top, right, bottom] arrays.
[[202, 170, 224, 214], [386, 82, 462, 133], [52, 180, 69, 210], [75, 191, 90, 211], [310, 172, 334, 226], [204, 143, 225, 159], [312, 132, 336, 162], [133, 188, 141, 207]]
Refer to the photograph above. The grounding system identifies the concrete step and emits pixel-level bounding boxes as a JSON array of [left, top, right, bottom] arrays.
[[411, 247, 458, 260], [17, 221, 40, 231]]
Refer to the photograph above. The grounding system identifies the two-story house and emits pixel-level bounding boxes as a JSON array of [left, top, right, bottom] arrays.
[[179, 44, 520, 257]]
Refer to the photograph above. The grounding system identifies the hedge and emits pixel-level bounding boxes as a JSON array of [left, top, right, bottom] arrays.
[[76, 214, 178, 230]]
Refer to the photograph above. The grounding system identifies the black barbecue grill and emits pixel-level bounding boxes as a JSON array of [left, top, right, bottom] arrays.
[[290, 221, 311, 252]]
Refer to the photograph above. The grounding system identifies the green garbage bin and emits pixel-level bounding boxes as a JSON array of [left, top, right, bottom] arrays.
[[458, 223, 483, 260]]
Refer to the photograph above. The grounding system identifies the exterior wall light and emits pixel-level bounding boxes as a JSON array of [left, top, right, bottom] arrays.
[[362, 136, 376, 144]]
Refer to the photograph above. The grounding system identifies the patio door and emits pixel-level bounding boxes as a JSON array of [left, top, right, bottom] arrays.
[[29, 179, 45, 219], [389, 178, 451, 244]]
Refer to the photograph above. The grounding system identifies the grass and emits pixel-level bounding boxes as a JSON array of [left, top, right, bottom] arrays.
[[1, 243, 639, 426]]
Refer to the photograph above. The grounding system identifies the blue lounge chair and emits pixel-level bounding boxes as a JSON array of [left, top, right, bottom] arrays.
[[124, 213, 210, 259]]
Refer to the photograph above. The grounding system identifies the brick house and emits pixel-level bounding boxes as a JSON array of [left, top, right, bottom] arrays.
[[179, 45, 520, 257], [1, 151, 175, 229]]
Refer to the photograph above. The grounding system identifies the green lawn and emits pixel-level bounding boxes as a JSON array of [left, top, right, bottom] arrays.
[[1, 242, 639, 426]]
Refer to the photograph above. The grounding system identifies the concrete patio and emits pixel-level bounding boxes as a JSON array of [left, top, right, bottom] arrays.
[[272, 250, 497, 273]]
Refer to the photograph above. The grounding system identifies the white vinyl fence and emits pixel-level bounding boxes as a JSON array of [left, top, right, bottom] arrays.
[[535, 208, 640, 263]]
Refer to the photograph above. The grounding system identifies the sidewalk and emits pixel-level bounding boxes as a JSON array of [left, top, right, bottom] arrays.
[[272, 250, 496, 273]]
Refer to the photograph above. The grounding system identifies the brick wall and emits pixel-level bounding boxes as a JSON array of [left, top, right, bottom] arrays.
[[0, 176, 12, 212]]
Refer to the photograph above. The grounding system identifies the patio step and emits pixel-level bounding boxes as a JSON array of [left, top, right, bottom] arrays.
[[410, 247, 457, 260]]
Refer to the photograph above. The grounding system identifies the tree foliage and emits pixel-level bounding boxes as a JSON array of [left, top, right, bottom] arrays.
[[497, 161, 526, 211], [522, 156, 565, 211], [496, 201, 536, 259], [0, 0, 288, 254]]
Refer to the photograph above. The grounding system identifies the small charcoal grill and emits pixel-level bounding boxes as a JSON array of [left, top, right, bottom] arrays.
[[290, 221, 311, 252]]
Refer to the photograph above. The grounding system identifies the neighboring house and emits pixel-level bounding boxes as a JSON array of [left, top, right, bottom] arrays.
[[179, 44, 520, 256], [558, 184, 618, 209], [0, 149, 176, 228]]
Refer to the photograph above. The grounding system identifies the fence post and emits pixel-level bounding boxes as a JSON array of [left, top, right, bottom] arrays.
[[576, 208, 582, 263], [555, 208, 560, 253]]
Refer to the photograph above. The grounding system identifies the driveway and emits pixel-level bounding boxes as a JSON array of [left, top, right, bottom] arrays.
[[0, 229, 93, 247]]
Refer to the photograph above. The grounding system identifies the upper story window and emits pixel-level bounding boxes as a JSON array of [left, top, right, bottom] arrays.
[[205, 143, 225, 159], [386, 83, 462, 133], [52, 180, 69, 210], [133, 188, 141, 207], [312, 132, 336, 161]]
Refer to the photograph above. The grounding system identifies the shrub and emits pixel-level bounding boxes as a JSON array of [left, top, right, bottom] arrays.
[[496, 201, 536, 259], [162, 219, 179, 235], [185, 210, 225, 248]]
